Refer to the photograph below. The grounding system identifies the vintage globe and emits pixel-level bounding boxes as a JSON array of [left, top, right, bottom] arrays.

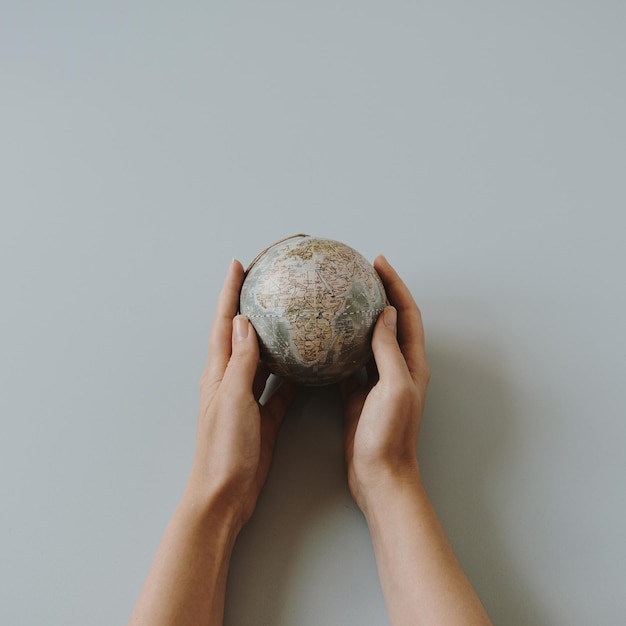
[[239, 234, 387, 386]]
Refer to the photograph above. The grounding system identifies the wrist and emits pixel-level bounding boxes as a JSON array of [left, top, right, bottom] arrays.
[[355, 463, 424, 520], [182, 472, 248, 538]]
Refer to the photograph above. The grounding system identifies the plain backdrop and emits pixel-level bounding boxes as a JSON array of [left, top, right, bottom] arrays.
[[1, 2, 625, 625]]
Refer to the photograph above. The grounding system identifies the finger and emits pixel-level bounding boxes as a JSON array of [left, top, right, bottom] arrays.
[[339, 374, 367, 431], [257, 379, 297, 481], [221, 315, 260, 397], [262, 378, 297, 431], [374, 255, 428, 383], [202, 259, 246, 388], [365, 357, 379, 388], [370, 306, 413, 385], [253, 361, 271, 401], [339, 373, 361, 404]]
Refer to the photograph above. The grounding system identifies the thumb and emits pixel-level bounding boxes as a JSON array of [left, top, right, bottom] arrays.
[[371, 306, 409, 383], [223, 315, 260, 393]]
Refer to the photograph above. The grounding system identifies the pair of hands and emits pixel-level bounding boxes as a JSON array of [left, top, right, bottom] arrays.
[[189, 255, 430, 530], [129, 256, 492, 626]]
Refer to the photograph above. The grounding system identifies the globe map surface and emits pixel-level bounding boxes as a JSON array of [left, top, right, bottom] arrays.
[[239, 235, 387, 386]]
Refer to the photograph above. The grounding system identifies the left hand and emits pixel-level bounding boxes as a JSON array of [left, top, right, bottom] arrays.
[[340, 255, 429, 515], [188, 259, 296, 530]]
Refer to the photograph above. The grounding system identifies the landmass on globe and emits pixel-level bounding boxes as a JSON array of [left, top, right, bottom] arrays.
[[239, 234, 387, 386]]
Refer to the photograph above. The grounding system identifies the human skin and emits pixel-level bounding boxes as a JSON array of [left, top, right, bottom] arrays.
[[127, 259, 296, 626], [127, 255, 492, 626], [341, 255, 492, 625]]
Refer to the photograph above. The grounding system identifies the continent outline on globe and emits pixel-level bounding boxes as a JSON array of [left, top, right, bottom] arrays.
[[239, 234, 387, 386]]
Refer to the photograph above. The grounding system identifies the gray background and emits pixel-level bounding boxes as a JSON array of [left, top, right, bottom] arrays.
[[1, 2, 625, 625]]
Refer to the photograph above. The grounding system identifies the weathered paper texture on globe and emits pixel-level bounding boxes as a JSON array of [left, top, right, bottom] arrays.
[[240, 235, 387, 386]]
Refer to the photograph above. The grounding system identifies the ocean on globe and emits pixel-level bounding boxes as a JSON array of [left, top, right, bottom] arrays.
[[239, 234, 387, 386]]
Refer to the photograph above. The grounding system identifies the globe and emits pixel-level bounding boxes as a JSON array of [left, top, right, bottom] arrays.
[[239, 234, 387, 386]]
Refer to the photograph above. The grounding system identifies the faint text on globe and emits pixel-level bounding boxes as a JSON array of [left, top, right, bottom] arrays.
[[239, 235, 387, 386]]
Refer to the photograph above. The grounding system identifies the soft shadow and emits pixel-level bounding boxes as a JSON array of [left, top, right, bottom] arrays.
[[224, 304, 552, 625], [422, 328, 552, 625], [223, 384, 359, 625]]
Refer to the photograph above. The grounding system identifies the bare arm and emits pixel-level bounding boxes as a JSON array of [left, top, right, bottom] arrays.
[[128, 260, 295, 626], [341, 255, 492, 626]]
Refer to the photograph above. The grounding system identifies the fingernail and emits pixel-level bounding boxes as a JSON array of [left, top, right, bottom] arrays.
[[233, 315, 249, 340], [383, 306, 397, 330]]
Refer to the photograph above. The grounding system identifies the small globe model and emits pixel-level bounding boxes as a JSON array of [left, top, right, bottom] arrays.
[[239, 234, 387, 386]]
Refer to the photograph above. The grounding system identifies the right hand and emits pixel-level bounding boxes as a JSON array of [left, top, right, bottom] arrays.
[[340, 255, 430, 515]]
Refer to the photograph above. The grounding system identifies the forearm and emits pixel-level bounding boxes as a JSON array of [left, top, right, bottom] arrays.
[[363, 475, 492, 626], [128, 484, 239, 626]]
